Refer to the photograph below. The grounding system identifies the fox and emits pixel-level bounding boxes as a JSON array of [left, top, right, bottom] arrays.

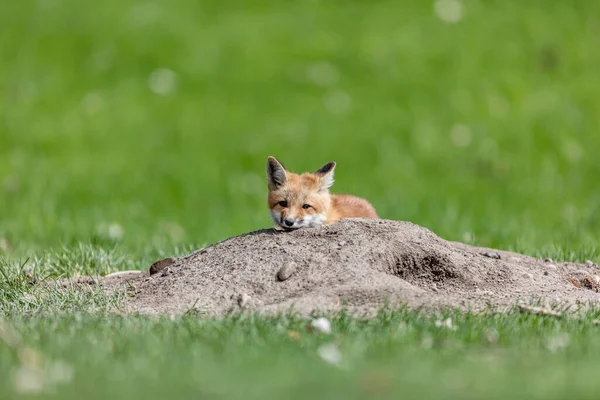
[[266, 156, 378, 230]]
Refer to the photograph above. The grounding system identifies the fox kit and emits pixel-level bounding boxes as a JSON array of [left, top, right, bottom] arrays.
[[266, 156, 378, 230]]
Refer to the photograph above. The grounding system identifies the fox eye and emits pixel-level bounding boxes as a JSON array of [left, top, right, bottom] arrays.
[[278, 200, 288, 207], [302, 204, 311, 209]]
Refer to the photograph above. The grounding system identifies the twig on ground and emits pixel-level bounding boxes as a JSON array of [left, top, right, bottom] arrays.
[[517, 304, 562, 318]]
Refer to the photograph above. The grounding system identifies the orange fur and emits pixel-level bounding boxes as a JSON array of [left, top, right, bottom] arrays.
[[266, 156, 378, 230]]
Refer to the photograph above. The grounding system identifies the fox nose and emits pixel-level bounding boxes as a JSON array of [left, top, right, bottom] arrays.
[[283, 218, 294, 227]]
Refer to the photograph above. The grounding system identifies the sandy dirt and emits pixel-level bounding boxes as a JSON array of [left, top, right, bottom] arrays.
[[69, 219, 600, 316]]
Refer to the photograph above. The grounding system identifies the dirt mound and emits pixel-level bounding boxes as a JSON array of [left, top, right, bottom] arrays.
[[97, 219, 600, 316]]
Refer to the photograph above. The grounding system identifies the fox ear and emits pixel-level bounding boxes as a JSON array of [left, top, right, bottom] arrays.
[[315, 161, 336, 191], [266, 156, 288, 188]]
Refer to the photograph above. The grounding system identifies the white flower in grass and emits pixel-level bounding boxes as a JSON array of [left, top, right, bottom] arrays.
[[81, 92, 104, 116], [434, 0, 463, 23], [317, 343, 342, 366], [435, 317, 457, 331], [47, 361, 74, 384], [108, 223, 124, 240], [547, 333, 570, 353], [311, 317, 332, 334], [13, 365, 45, 394], [149, 68, 178, 95], [306, 62, 339, 87], [323, 90, 352, 116], [450, 124, 471, 148]]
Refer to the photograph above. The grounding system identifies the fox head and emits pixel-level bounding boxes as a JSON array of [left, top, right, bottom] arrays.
[[266, 156, 335, 230]]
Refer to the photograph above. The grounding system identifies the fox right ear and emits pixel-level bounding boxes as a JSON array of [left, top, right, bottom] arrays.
[[266, 156, 288, 188], [315, 161, 336, 191]]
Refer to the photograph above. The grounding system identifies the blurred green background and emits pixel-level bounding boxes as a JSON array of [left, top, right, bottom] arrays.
[[1, 2, 600, 399], [1, 0, 599, 260]]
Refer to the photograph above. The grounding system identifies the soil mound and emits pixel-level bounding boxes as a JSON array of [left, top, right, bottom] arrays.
[[96, 219, 600, 316]]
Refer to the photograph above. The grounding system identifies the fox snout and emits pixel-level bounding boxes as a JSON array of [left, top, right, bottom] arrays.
[[273, 210, 304, 229], [282, 218, 295, 227], [270, 208, 325, 230]]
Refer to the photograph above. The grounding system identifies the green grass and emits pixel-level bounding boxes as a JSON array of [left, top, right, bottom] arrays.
[[1, 0, 600, 398], [3, 310, 600, 399]]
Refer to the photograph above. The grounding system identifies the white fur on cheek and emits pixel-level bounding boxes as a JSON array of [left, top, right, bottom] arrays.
[[270, 210, 282, 227], [301, 213, 326, 228]]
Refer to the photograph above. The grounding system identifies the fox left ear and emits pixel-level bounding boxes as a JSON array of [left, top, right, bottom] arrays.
[[267, 156, 288, 188], [315, 161, 336, 191]]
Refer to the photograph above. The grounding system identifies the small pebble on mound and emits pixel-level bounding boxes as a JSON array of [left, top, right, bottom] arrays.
[[277, 262, 297, 281], [149, 257, 177, 275]]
